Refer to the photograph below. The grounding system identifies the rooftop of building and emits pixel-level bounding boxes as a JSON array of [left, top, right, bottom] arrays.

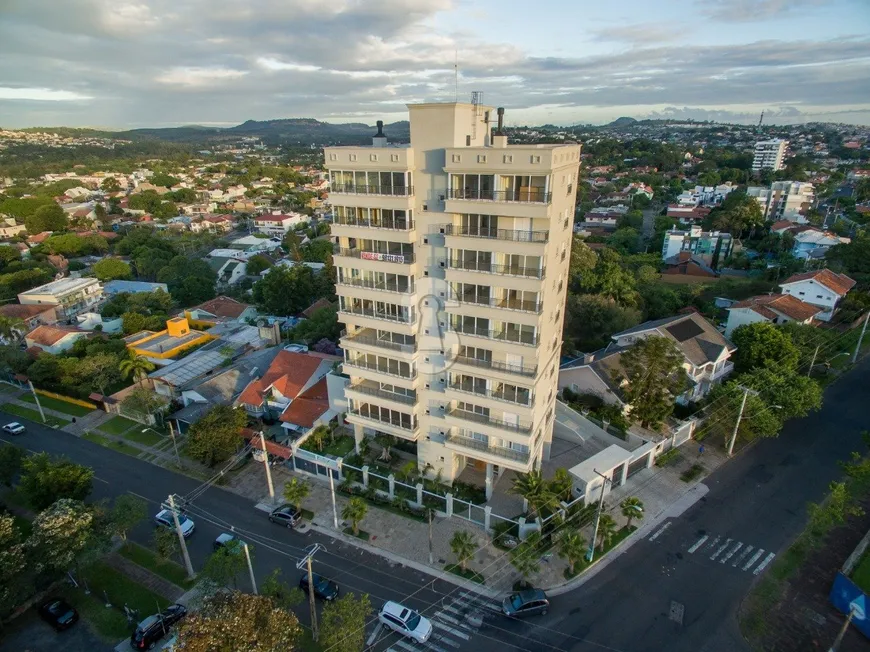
[[730, 294, 822, 322], [189, 296, 253, 319], [26, 324, 85, 347], [780, 269, 856, 296], [19, 276, 100, 296], [0, 303, 56, 319]]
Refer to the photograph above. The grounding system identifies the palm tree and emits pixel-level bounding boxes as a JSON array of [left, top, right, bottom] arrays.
[[596, 514, 618, 551], [119, 354, 156, 386], [620, 496, 644, 530], [342, 497, 368, 536], [548, 468, 573, 503], [509, 532, 542, 586], [449, 531, 477, 572], [307, 426, 327, 453], [558, 531, 587, 575], [283, 478, 310, 512], [0, 316, 25, 343], [510, 470, 556, 518], [397, 460, 418, 484]]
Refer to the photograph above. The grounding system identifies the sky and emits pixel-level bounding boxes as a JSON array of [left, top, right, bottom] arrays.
[[1, 0, 869, 130]]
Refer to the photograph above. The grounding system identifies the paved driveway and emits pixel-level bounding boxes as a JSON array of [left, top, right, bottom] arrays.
[[0, 610, 114, 652]]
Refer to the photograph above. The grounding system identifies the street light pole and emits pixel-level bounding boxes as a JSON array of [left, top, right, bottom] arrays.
[[852, 311, 869, 364], [243, 543, 258, 595], [259, 432, 275, 503], [328, 467, 339, 530], [167, 421, 182, 469], [586, 469, 611, 563], [297, 544, 324, 642], [727, 386, 757, 457], [166, 494, 195, 580], [808, 344, 820, 378], [27, 379, 46, 423]]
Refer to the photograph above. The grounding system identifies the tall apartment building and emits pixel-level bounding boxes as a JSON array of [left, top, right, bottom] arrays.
[[325, 102, 580, 497], [17, 277, 103, 321], [752, 139, 788, 172], [747, 181, 815, 222]]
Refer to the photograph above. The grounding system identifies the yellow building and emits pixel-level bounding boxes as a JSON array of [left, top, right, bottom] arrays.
[[125, 317, 213, 360]]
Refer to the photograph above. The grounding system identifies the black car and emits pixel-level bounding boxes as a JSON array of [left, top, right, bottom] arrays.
[[299, 572, 339, 601], [38, 598, 78, 631], [130, 604, 187, 650], [268, 504, 301, 528]]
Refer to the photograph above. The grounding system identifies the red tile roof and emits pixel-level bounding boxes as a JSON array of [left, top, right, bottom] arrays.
[[301, 298, 333, 319], [25, 324, 84, 347], [0, 304, 56, 320], [279, 377, 330, 427], [731, 294, 822, 322], [190, 296, 252, 319], [255, 214, 294, 223], [26, 231, 53, 244], [236, 350, 324, 407], [781, 269, 856, 297]]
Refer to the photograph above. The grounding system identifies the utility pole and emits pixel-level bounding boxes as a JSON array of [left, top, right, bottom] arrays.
[[27, 379, 46, 423], [167, 421, 182, 469], [727, 386, 758, 457], [828, 605, 858, 652], [328, 467, 339, 529], [808, 345, 820, 378], [243, 543, 257, 595], [166, 494, 195, 579], [259, 432, 275, 503], [428, 508, 434, 565], [586, 469, 611, 563], [852, 311, 869, 364], [297, 544, 324, 642]]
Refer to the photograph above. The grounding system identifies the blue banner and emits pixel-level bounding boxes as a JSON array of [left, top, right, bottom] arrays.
[[830, 572, 870, 639]]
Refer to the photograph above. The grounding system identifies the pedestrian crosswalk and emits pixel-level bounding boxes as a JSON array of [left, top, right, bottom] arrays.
[[384, 591, 501, 652], [683, 532, 776, 574]]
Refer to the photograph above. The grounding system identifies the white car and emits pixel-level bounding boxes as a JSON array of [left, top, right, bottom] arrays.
[[378, 601, 433, 643], [2, 422, 25, 435], [154, 510, 195, 538]]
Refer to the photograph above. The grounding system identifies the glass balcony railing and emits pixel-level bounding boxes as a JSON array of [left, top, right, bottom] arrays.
[[445, 432, 530, 463], [340, 329, 417, 354], [443, 224, 549, 243], [330, 184, 414, 196], [343, 357, 417, 380], [336, 277, 415, 294], [448, 258, 545, 279], [447, 188, 551, 204], [447, 381, 533, 407], [333, 215, 414, 230], [450, 294, 542, 313], [338, 305, 415, 324], [447, 323, 539, 346], [347, 383, 416, 406], [334, 247, 415, 265], [445, 407, 532, 434], [447, 354, 538, 377]]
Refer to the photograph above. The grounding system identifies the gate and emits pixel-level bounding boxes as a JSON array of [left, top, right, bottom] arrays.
[[453, 497, 486, 525], [626, 455, 649, 478]]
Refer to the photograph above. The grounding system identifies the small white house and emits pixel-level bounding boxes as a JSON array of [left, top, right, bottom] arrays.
[[253, 212, 309, 236], [725, 294, 822, 337], [25, 325, 89, 354], [779, 270, 856, 322]]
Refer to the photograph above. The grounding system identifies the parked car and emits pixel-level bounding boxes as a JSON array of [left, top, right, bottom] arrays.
[[2, 422, 25, 435], [299, 572, 339, 601], [38, 598, 78, 631], [501, 589, 550, 618], [378, 601, 433, 643], [213, 532, 245, 552], [154, 510, 195, 538], [130, 604, 187, 650], [268, 504, 301, 528]]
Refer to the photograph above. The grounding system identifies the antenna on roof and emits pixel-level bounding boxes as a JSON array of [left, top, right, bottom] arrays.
[[757, 110, 764, 129]]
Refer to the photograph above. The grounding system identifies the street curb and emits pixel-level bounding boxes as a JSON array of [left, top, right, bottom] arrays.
[[305, 521, 501, 599], [546, 482, 710, 596]]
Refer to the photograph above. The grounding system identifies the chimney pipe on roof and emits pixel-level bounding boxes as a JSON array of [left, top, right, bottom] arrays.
[[492, 107, 508, 149], [372, 120, 387, 147], [376, 120, 385, 137], [496, 107, 504, 135]]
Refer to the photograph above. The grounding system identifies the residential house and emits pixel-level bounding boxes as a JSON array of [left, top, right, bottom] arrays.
[[234, 349, 341, 436], [205, 249, 249, 286], [185, 296, 257, 326], [0, 220, 26, 238], [770, 222, 850, 260], [25, 324, 89, 354], [18, 277, 104, 321], [125, 317, 213, 363], [665, 205, 711, 224], [663, 251, 717, 277], [148, 349, 231, 400], [0, 303, 58, 332], [779, 270, 856, 322], [103, 280, 169, 297], [724, 294, 821, 337], [661, 226, 732, 267], [747, 181, 814, 222], [253, 212, 308, 236]]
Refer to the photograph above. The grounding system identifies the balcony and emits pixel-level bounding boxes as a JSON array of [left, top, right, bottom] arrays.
[[330, 184, 414, 197], [340, 329, 416, 355], [451, 295, 542, 314], [447, 324, 539, 347], [346, 410, 418, 438], [343, 357, 416, 380], [447, 354, 537, 378], [447, 188, 551, 204], [442, 224, 549, 243], [346, 383, 416, 406], [448, 258, 545, 279], [336, 277, 415, 295], [698, 361, 735, 382], [338, 304, 415, 325], [445, 407, 532, 434], [333, 215, 414, 231], [447, 381, 533, 407], [445, 432, 530, 464], [335, 247, 415, 265]]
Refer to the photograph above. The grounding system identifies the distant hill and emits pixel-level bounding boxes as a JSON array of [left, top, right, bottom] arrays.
[[605, 117, 638, 127], [120, 118, 411, 146]]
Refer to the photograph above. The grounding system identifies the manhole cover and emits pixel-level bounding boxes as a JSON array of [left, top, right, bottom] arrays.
[[669, 601, 685, 625]]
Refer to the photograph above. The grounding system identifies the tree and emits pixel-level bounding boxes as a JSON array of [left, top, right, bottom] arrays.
[[109, 494, 147, 541], [0, 444, 24, 487], [245, 254, 272, 276], [449, 531, 477, 572], [319, 593, 373, 652], [119, 353, 156, 385], [77, 352, 123, 396], [26, 499, 94, 574], [185, 405, 247, 466], [606, 228, 642, 255], [731, 322, 800, 374], [282, 478, 310, 513], [577, 248, 639, 306], [153, 526, 181, 565], [742, 368, 823, 421], [558, 531, 587, 575], [94, 203, 112, 229], [637, 283, 684, 321], [563, 294, 641, 353], [0, 315, 25, 343], [121, 385, 168, 423], [200, 539, 248, 591], [282, 230, 302, 260], [300, 239, 334, 263], [0, 514, 26, 614], [25, 203, 67, 234], [174, 591, 301, 652], [289, 305, 341, 344], [509, 531, 542, 585], [150, 173, 180, 188], [617, 336, 687, 429], [307, 425, 327, 453], [93, 258, 132, 281], [18, 453, 94, 511], [511, 470, 556, 518], [595, 514, 618, 550], [704, 381, 782, 444], [342, 497, 368, 536], [708, 191, 764, 238], [260, 568, 304, 610], [548, 467, 573, 503], [620, 496, 644, 529], [121, 311, 147, 335], [253, 264, 319, 316], [101, 177, 121, 192]]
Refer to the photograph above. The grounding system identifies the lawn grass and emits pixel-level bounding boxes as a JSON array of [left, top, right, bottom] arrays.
[[444, 563, 485, 584], [0, 404, 69, 427], [97, 415, 138, 436], [19, 393, 93, 417], [343, 527, 370, 541], [302, 434, 355, 458], [119, 541, 195, 590], [59, 561, 170, 640], [82, 431, 142, 457], [850, 548, 870, 593], [121, 428, 163, 447]]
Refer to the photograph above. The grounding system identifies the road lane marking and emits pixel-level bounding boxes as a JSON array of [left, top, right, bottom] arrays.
[[441, 604, 462, 616], [391, 640, 420, 652], [433, 621, 470, 640], [733, 545, 753, 567], [649, 522, 671, 541], [720, 542, 743, 564], [687, 535, 708, 554], [743, 549, 764, 571], [753, 552, 776, 575], [423, 638, 451, 652], [710, 538, 732, 561], [94, 476, 109, 485], [366, 623, 384, 646], [705, 535, 720, 554]]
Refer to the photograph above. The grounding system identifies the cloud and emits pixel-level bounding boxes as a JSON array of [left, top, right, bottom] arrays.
[[697, 0, 832, 21], [0, 87, 93, 101], [0, 0, 867, 127]]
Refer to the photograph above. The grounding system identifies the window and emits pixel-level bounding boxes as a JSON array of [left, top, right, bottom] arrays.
[[370, 154, 378, 161], [466, 135, 471, 146], [531, 155, 541, 164], [391, 154, 399, 162], [503, 155, 513, 163], [452, 154, 462, 163], [478, 154, 487, 163], [329, 153, 337, 161], [798, 291, 805, 296], [349, 154, 357, 162], [816, 294, 823, 299]]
